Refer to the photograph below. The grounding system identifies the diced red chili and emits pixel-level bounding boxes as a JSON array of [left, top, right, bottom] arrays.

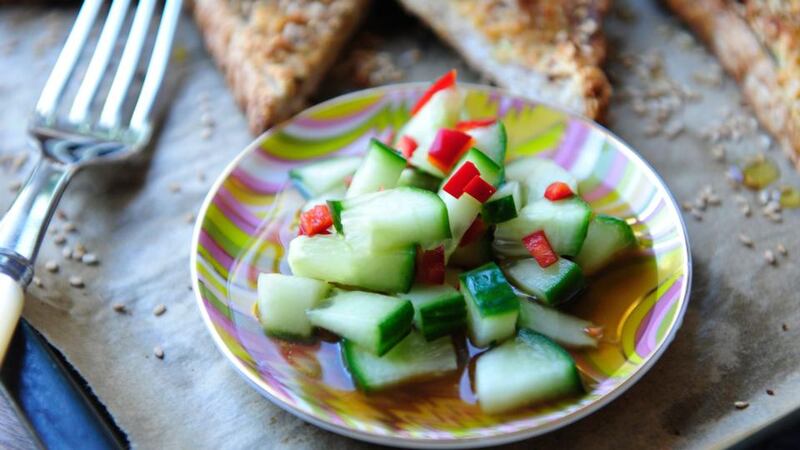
[[522, 230, 558, 268], [416, 245, 446, 285], [299, 205, 333, 236], [427, 129, 473, 172], [544, 181, 574, 201], [396, 135, 418, 159], [410, 70, 457, 115], [459, 216, 486, 247], [455, 118, 497, 131], [463, 176, 496, 203], [442, 161, 480, 198]]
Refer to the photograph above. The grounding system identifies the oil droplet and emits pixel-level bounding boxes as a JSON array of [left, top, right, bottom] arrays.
[[742, 157, 780, 190], [779, 185, 800, 209]]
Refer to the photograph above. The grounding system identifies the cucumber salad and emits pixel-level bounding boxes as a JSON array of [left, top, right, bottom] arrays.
[[256, 71, 638, 415]]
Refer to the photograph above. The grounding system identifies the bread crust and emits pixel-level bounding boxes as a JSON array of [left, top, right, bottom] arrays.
[[665, 0, 800, 169], [395, 0, 611, 120], [192, 0, 368, 134]]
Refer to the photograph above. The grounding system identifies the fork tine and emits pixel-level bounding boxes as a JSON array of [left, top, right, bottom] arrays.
[[67, 0, 132, 124], [98, 0, 157, 129], [129, 0, 183, 133], [34, 0, 104, 119]]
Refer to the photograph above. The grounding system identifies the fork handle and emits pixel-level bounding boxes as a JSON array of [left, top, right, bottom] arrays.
[[0, 273, 23, 364]]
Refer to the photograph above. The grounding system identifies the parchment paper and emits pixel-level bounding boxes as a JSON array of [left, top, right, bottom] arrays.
[[0, 1, 798, 449]]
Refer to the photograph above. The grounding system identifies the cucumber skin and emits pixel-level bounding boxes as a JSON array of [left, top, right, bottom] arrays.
[[482, 195, 517, 224], [518, 329, 583, 390], [459, 263, 518, 316], [503, 258, 586, 306], [377, 301, 415, 355], [494, 197, 592, 257], [456, 148, 504, 187], [346, 139, 407, 198], [449, 236, 492, 269], [416, 295, 467, 340], [397, 168, 442, 192]]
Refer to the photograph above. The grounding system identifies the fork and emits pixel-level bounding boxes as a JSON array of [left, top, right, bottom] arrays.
[[0, 0, 183, 364]]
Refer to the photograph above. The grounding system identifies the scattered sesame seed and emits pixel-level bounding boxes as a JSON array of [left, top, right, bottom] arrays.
[[81, 253, 98, 265], [766, 212, 782, 223], [690, 209, 703, 221], [740, 204, 752, 217], [734, 401, 749, 410], [776, 244, 787, 256], [169, 183, 181, 193], [55, 209, 68, 220], [707, 195, 721, 205], [49, 227, 59, 235], [185, 213, 195, 224], [764, 250, 776, 265], [758, 191, 770, 205], [8, 180, 21, 191], [694, 197, 707, 211], [53, 234, 66, 245], [734, 194, 748, 204], [200, 128, 212, 140], [782, 323, 789, 332], [200, 112, 215, 127], [738, 234, 754, 247], [69, 276, 85, 288], [153, 304, 167, 316], [711, 145, 725, 162], [61, 248, 72, 259], [32, 276, 43, 288], [63, 222, 77, 232], [112, 303, 127, 314], [766, 389, 775, 396], [153, 345, 165, 359], [681, 201, 693, 212], [73, 245, 86, 259], [44, 260, 59, 272]]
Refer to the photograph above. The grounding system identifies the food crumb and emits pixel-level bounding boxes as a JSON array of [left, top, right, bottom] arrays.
[[782, 323, 789, 332], [764, 250, 776, 266], [69, 276, 84, 288], [44, 260, 59, 273], [153, 304, 167, 317], [169, 183, 181, 193], [776, 244, 788, 256], [81, 253, 99, 265], [55, 209, 68, 220], [737, 234, 754, 248], [766, 389, 775, 396], [112, 303, 127, 314], [734, 401, 749, 410], [32, 276, 43, 288], [53, 234, 67, 245], [63, 222, 77, 232], [62, 248, 72, 259], [153, 345, 165, 360]]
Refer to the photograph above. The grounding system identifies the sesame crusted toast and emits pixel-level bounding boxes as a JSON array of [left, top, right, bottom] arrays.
[[395, 0, 612, 120], [665, 0, 800, 169], [191, 0, 368, 134]]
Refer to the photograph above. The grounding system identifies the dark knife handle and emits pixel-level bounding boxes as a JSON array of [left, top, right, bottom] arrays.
[[1, 320, 127, 450]]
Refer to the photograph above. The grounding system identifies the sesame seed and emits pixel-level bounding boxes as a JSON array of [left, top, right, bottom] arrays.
[[63, 222, 77, 232], [758, 191, 770, 206], [55, 209, 68, 220], [783, 323, 789, 332], [681, 201, 693, 212], [169, 183, 181, 193], [734, 195, 748, 204], [738, 234, 753, 247], [185, 213, 195, 224], [73, 245, 86, 259], [707, 195, 721, 205], [200, 113, 215, 127], [81, 253, 98, 265], [112, 303, 127, 313], [69, 276, 85, 288], [711, 145, 725, 162], [44, 260, 59, 272], [694, 197, 707, 211], [777, 244, 788, 256], [53, 234, 66, 245], [734, 401, 749, 410], [200, 128, 212, 140], [740, 204, 751, 217], [61, 248, 72, 259], [153, 304, 167, 316], [49, 227, 59, 235], [690, 209, 703, 221], [8, 180, 21, 191], [766, 389, 775, 396], [153, 346, 165, 359], [32, 276, 43, 288], [764, 250, 776, 265]]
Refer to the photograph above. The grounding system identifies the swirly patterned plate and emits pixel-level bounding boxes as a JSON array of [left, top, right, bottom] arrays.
[[191, 84, 691, 448]]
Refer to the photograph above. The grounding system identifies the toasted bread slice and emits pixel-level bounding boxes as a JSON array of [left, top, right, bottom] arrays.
[[192, 0, 368, 134], [665, 0, 800, 169], [395, 0, 611, 120]]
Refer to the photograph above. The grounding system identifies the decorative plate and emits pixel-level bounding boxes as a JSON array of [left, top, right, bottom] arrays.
[[190, 84, 692, 448]]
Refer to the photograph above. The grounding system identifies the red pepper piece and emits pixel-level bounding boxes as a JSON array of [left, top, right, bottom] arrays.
[[427, 129, 473, 172], [442, 161, 480, 198], [522, 230, 558, 268], [544, 181, 574, 201], [299, 205, 333, 236], [459, 216, 486, 247], [397, 135, 418, 159], [416, 245, 446, 285], [456, 118, 497, 131], [410, 70, 457, 115], [464, 176, 496, 203]]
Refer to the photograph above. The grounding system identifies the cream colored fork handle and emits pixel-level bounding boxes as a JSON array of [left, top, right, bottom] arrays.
[[0, 273, 24, 364]]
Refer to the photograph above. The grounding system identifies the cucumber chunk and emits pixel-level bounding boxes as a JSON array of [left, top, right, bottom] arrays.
[[574, 214, 637, 275], [301, 185, 345, 212], [466, 121, 507, 167], [256, 273, 331, 340], [494, 197, 591, 257], [343, 331, 457, 392], [450, 235, 492, 269], [517, 298, 599, 349], [288, 235, 415, 294], [401, 285, 466, 340], [307, 291, 414, 356], [503, 258, 585, 306], [475, 329, 583, 414], [329, 187, 451, 251], [505, 157, 578, 202], [402, 87, 462, 177], [397, 167, 441, 192], [454, 147, 503, 186], [346, 139, 406, 198], [482, 181, 521, 224], [289, 156, 362, 199], [460, 262, 519, 347]]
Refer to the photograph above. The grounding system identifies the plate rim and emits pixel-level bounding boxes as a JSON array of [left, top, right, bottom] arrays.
[[190, 82, 693, 448]]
